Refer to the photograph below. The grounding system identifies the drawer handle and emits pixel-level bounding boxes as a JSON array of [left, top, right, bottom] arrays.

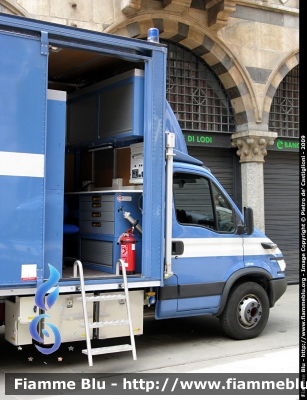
[[92, 222, 101, 227], [92, 203, 101, 208], [92, 196, 101, 201], [92, 212, 101, 218]]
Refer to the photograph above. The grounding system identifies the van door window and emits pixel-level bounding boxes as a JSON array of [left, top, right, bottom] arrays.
[[173, 172, 234, 233], [212, 183, 234, 232]]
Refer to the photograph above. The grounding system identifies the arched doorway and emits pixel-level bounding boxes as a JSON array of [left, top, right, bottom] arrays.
[[265, 64, 299, 282], [162, 40, 241, 205]]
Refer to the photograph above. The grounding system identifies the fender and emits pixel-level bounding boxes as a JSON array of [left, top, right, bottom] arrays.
[[243, 256, 285, 279], [216, 267, 276, 316]]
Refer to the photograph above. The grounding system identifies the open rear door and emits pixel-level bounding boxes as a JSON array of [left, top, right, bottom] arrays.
[[0, 30, 49, 287]]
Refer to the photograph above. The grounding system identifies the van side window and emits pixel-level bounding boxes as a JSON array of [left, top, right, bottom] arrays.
[[173, 172, 234, 233]]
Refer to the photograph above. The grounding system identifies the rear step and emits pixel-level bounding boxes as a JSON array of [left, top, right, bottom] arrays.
[[82, 344, 133, 356]]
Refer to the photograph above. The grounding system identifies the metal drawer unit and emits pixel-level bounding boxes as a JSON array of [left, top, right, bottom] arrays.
[[80, 195, 114, 235], [79, 192, 143, 274]]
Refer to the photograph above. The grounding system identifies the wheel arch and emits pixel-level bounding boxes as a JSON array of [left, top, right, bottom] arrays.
[[217, 267, 273, 317]]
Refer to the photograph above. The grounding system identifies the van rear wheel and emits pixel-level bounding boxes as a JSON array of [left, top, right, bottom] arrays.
[[220, 282, 270, 340]]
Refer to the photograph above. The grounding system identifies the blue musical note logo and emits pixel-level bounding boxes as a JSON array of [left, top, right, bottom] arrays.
[[29, 264, 61, 354]]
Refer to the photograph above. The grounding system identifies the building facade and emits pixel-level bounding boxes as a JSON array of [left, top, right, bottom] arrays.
[[0, 0, 299, 281]]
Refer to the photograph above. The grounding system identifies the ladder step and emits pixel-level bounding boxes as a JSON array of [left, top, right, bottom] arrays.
[[81, 319, 129, 328], [82, 344, 133, 356], [77, 294, 126, 302], [75, 259, 137, 366]]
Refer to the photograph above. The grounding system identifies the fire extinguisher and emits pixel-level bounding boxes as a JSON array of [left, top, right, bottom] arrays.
[[118, 228, 136, 275]]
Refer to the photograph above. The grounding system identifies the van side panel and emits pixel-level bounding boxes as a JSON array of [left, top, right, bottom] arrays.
[[0, 32, 47, 286]]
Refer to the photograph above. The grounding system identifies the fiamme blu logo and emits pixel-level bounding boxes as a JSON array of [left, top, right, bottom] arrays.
[[29, 264, 61, 354]]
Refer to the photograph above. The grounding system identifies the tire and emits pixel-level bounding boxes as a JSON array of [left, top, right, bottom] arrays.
[[220, 281, 270, 340]]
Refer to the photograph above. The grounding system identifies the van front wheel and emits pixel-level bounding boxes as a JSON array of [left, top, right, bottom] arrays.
[[220, 282, 270, 340]]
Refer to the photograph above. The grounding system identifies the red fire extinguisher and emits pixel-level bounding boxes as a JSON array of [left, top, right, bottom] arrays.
[[118, 228, 136, 275]]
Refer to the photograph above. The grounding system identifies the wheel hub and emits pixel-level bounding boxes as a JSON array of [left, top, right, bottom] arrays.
[[238, 296, 262, 327]]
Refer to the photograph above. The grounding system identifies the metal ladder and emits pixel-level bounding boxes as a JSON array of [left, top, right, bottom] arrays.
[[74, 259, 137, 367]]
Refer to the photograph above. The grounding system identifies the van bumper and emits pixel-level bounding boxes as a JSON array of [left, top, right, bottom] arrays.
[[269, 277, 287, 307]]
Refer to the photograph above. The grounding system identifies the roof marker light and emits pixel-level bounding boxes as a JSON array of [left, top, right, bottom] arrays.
[[147, 28, 159, 43]]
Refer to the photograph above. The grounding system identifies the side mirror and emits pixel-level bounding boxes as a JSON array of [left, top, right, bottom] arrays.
[[244, 206, 254, 235]]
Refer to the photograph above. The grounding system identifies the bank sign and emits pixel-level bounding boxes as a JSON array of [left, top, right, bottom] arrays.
[[274, 139, 299, 152]]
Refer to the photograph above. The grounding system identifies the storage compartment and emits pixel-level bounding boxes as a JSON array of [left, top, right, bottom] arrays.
[[78, 192, 143, 274], [44, 293, 94, 344], [67, 69, 144, 147], [54, 53, 146, 279], [5, 297, 38, 345], [5, 294, 94, 345], [98, 290, 143, 339], [80, 195, 115, 235], [81, 239, 114, 269], [64, 69, 146, 194]]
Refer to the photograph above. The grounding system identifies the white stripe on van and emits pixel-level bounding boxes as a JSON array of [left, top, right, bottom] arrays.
[[0, 151, 44, 178], [173, 237, 281, 258]]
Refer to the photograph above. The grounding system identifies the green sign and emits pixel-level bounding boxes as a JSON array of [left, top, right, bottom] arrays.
[[185, 134, 213, 144], [183, 132, 231, 148], [276, 139, 299, 151]]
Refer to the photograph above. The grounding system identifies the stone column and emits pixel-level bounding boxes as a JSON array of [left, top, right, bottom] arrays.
[[231, 131, 277, 232]]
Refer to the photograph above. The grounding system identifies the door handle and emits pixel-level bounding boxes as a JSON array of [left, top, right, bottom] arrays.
[[172, 241, 184, 255]]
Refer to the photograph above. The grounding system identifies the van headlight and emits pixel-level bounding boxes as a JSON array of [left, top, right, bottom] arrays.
[[277, 259, 286, 271]]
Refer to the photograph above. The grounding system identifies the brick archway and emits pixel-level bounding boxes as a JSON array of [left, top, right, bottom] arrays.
[[263, 52, 299, 126]]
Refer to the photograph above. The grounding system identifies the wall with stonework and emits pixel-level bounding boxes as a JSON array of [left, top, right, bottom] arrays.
[[219, 5, 299, 130], [11, 0, 114, 30], [1, 0, 299, 134]]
